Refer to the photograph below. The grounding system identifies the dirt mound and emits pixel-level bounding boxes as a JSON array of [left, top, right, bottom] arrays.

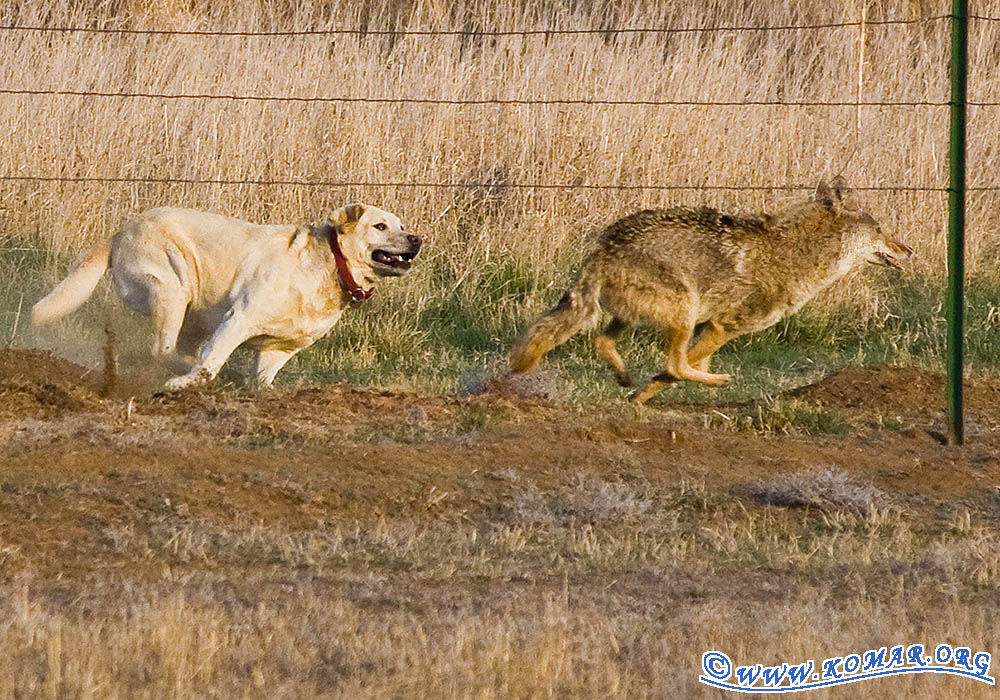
[[0, 348, 100, 387], [787, 365, 1000, 418], [0, 348, 103, 415]]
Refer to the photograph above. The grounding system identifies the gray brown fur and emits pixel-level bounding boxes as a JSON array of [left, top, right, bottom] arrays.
[[509, 178, 911, 403]]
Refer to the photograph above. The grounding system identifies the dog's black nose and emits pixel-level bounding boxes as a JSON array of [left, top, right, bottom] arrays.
[[407, 234, 422, 249]]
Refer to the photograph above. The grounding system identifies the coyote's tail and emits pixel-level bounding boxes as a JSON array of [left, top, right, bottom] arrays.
[[31, 241, 112, 326], [510, 269, 603, 373]]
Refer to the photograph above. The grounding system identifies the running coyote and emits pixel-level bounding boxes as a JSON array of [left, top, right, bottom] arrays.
[[509, 178, 911, 403]]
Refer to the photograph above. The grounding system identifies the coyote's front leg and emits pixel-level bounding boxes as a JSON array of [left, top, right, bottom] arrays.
[[593, 317, 634, 387]]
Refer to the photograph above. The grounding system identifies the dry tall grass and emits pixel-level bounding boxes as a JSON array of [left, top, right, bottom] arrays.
[[3, 578, 998, 698], [1, 0, 998, 339]]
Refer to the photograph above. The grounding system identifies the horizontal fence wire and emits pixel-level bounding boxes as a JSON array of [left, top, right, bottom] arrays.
[[0, 88, 966, 106], [2, 13, 997, 194], [0, 16, 950, 37], [0, 13, 992, 108], [0, 175, 983, 191]]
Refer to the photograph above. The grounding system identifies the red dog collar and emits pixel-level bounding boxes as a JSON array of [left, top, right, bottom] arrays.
[[328, 226, 373, 303]]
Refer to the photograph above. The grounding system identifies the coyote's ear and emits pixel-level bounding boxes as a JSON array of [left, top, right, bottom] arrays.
[[815, 180, 835, 209], [331, 203, 366, 228], [830, 176, 851, 201]]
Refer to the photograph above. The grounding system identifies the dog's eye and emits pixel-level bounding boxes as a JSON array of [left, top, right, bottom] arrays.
[[374, 223, 387, 231]]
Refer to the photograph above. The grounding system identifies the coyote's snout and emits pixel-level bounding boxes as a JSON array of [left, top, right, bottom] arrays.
[[510, 178, 911, 403]]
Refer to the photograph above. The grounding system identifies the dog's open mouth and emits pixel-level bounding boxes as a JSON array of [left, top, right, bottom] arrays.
[[372, 249, 417, 271]]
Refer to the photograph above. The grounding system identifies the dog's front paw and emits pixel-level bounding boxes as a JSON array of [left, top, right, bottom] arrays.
[[164, 368, 212, 391], [164, 375, 196, 392]]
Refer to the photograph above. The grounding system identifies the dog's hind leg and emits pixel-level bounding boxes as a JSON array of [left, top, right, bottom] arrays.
[[150, 286, 197, 376], [593, 317, 633, 387]]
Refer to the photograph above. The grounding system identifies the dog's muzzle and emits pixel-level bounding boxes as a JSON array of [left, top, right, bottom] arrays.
[[372, 235, 421, 271]]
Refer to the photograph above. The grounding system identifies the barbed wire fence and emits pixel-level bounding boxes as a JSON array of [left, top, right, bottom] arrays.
[[0, 12, 994, 193], [0, 16, 954, 35]]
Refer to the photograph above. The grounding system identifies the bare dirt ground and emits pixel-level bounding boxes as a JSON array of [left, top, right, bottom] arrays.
[[2, 348, 1000, 697], [3, 349, 998, 532]]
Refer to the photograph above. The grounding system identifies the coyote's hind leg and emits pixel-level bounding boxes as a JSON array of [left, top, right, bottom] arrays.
[[686, 320, 731, 373], [664, 322, 731, 385]]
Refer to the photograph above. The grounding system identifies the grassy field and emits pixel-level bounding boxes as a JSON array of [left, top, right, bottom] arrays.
[[4, 475, 1000, 698], [3, 1, 1000, 697], [1, 0, 999, 393]]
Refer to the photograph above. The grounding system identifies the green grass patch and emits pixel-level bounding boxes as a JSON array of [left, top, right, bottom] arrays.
[[5, 244, 999, 406]]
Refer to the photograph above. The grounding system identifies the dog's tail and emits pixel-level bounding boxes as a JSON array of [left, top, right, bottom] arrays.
[[510, 267, 603, 373], [31, 241, 112, 326]]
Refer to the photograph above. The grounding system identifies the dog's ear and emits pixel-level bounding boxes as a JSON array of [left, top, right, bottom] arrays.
[[345, 203, 365, 224], [814, 180, 835, 209], [332, 203, 366, 228]]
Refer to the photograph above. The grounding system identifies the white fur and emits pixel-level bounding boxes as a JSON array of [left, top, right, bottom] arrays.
[[32, 204, 418, 389]]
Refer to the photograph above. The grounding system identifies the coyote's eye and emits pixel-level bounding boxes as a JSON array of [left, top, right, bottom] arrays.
[[374, 223, 387, 231]]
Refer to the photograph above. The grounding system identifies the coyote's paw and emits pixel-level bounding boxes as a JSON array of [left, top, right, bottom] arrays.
[[616, 373, 634, 388], [704, 372, 732, 387], [629, 380, 674, 404]]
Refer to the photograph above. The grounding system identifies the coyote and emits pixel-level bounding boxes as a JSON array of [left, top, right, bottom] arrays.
[[509, 178, 911, 403]]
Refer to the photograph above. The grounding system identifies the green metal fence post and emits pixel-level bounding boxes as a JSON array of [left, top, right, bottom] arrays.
[[947, 0, 967, 445]]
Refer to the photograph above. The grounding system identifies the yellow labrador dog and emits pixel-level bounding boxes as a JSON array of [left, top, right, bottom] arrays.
[[32, 204, 421, 389]]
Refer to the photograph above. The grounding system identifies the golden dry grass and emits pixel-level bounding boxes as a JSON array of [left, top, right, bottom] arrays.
[[3, 483, 1000, 698], [2, 0, 998, 333]]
